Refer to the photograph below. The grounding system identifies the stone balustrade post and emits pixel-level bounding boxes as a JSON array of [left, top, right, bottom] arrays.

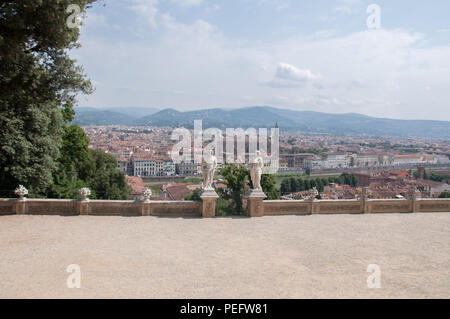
[[247, 195, 266, 217], [410, 188, 421, 213], [141, 201, 151, 216], [201, 190, 219, 218], [246, 189, 267, 217], [363, 199, 372, 214], [14, 185, 28, 215], [308, 188, 320, 215], [310, 198, 320, 215], [361, 187, 373, 214], [14, 198, 26, 215], [411, 199, 417, 213], [77, 188, 91, 215], [77, 200, 89, 215], [141, 188, 152, 216]]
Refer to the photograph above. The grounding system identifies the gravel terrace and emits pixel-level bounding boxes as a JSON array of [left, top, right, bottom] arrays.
[[0, 213, 449, 298]]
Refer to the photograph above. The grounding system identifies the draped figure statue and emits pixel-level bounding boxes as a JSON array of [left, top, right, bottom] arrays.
[[250, 151, 264, 191], [202, 150, 217, 190]]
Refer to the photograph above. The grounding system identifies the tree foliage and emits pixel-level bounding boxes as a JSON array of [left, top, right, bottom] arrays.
[[185, 188, 202, 201], [78, 149, 131, 200], [0, 1, 96, 194], [439, 192, 450, 199], [416, 170, 450, 183], [47, 127, 131, 200], [0, 1, 129, 200], [218, 165, 281, 214], [215, 197, 235, 216], [219, 164, 248, 215], [280, 173, 358, 195]]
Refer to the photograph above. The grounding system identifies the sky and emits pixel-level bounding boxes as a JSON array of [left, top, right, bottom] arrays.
[[73, 0, 450, 121]]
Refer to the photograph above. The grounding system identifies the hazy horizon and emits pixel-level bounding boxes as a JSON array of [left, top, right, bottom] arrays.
[[77, 105, 450, 123]]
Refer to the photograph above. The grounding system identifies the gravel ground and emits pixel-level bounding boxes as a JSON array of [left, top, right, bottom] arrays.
[[0, 213, 449, 299]]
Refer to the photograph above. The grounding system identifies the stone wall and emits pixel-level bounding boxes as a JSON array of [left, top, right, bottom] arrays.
[[0, 199, 14, 216], [24, 199, 77, 216], [418, 199, 450, 213], [369, 199, 412, 214], [316, 200, 364, 215], [150, 201, 202, 217], [0, 198, 202, 217], [250, 198, 450, 217], [264, 200, 310, 216], [88, 200, 142, 216], [0, 197, 449, 218]]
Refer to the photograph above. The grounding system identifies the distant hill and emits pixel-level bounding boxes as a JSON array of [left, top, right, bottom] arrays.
[[73, 106, 450, 138], [73, 107, 159, 126], [106, 107, 160, 118]]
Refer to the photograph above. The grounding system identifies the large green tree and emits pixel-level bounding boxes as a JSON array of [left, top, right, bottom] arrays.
[[0, 1, 96, 194], [219, 164, 248, 214], [48, 127, 131, 200], [78, 149, 131, 200]]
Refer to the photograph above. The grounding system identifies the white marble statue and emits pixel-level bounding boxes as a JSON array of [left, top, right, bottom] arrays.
[[202, 150, 217, 190], [250, 151, 264, 190]]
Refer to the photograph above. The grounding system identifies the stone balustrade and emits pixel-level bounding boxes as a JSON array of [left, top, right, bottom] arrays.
[[0, 198, 203, 217], [0, 197, 449, 218], [255, 198, 450, 217]]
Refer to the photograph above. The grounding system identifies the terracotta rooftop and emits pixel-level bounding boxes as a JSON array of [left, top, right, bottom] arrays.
[[125, 176, 144, 195]]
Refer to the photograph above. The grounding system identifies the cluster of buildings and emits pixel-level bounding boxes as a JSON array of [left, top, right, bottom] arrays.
[[283, 168, 450, 200], [353, 169, 450, 199], [301, 153, 449, 170], [84, 125, 279, 177], [119, 155, 187, 177], [83, 125, 449, 178], [279, 133, 450, 171], [84, 126, 204, 177], [80, 125, 450, 201]]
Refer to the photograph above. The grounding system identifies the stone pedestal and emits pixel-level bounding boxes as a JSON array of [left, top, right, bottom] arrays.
[[310, 199, 320, 215], [411, 199, 420, 213], [77, 200, 89, 216], [141, 200, 151, 216], [247, 190, 267, 217], [15, 198, 26, 215], [411, 190, 421, 213], [363, 199, 372, 214], [201, 189, 219, 218]]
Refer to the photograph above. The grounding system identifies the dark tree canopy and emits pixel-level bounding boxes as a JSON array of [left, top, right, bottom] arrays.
[[280, 173, 359, 195], [0, 1, 96, 194], [439, 192, 450, 199], [219, 164, 249, 214]]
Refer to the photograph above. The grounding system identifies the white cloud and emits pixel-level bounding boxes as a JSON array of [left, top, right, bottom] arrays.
[[275, 63, 318, 82], [170, 0, 203, 6], [76, 5, 450, 121], [262, 63, 319, 88], [130, 0, 159, 29]]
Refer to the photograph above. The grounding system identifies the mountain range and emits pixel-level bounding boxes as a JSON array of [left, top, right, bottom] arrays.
[[73, 106, 450, 138]]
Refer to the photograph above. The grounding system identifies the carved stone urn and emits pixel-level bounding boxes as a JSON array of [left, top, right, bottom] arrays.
[[79, 188, 91, 201], [410, 187, 421, 200], [362, 187, 372, 200], [142, 187, 152, 202], [14, 185, 28, 200], [309, 187, 319, 201]]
